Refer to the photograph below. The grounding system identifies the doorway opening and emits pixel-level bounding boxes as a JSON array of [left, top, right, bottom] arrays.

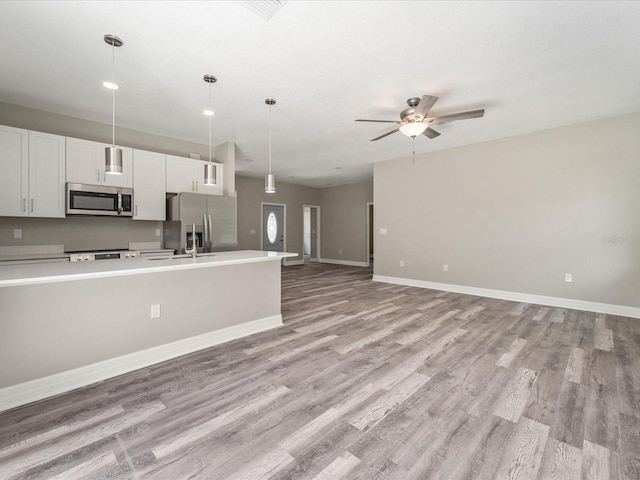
[[303, 205, 321, 264], [261, 203, 286, 253], [367, 202, 374, 266]]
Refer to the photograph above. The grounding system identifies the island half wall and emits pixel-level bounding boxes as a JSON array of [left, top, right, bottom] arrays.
[[0, 255, 286, 412]]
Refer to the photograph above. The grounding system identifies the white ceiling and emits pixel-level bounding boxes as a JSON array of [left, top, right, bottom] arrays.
[[1, 1, 639, 188]]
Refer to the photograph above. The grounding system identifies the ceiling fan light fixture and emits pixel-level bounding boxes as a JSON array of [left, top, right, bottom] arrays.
[[399, 121, 428, 137]]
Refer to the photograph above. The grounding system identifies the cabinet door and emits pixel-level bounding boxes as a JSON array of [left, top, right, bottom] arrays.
[[66, 137, 102, 185], [166, 155, 224, 195], [0, 126, 29, 217], [133, 149, 166, 221], [102, 144, 133, 188], [166, 155, 198, 193], [28, 131, 66, 218]]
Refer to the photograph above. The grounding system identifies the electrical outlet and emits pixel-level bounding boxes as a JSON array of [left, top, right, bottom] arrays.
[[150, 304, 161, 318], [339, 249, 342, 254], [565, 273, 573, 283], [400, 260, 404, 267], [379, 228, 387, 235], [14, 229, 22, 239], [155, 229, 161, 237], [443, 264, 448, 272], [250, 229, 256, 235]]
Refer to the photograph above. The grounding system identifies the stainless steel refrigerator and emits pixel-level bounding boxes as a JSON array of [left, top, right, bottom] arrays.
[[164, 193, 238, 253]]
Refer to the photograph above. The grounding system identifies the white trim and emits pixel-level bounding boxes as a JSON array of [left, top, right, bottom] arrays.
[[0, 315, 283, 413], [320, 258, 369, 267], [372, 275, 640, 319], [366, 201, 373, 266], [284, 259, 304, 266], [302, 204, 321, 262]]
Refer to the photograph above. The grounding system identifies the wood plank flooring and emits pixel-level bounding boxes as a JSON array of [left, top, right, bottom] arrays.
[[1, 262, 639, 479]]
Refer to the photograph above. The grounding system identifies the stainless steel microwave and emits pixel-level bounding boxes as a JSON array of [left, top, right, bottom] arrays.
[[66, 183, 133, 216]]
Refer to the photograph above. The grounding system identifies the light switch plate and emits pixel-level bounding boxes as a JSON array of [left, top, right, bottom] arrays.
[[564, 273, 573, 283]]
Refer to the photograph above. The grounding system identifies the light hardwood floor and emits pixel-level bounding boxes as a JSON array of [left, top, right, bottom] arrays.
[[1, 263, 639, 479]]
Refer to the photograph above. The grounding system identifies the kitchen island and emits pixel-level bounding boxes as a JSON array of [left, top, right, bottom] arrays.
[[0, 250, 296, 412]]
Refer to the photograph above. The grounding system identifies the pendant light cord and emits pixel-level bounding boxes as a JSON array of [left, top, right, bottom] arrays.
[[268, 102, 273, 175], [111, 42, 116, 147], [208, 82, 212, 162]]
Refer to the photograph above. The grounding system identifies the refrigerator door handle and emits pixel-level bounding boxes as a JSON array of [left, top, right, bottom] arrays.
[[203, 214, 209, 252], [208, 214, 213, 251]]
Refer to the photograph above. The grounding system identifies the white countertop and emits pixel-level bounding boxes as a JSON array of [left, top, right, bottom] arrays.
[[0, 250, 297, 288]]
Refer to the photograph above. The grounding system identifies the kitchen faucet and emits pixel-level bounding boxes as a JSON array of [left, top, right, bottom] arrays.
[[184, 223, 198, 259]]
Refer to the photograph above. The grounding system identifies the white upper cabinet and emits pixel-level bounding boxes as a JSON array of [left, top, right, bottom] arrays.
[[28, 131, 66, 218], [0, 126, 28, 217], [165, 154, 223, 195], [0, 126, 65, 218], [66, 137, 132, 188], [133, 149, 166, 221]]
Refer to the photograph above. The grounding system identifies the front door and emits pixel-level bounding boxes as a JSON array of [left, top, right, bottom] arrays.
[[262, 204, 284, 252]]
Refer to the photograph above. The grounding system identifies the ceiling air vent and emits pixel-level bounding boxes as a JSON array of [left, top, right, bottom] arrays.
[[237, 0, 287, 20]]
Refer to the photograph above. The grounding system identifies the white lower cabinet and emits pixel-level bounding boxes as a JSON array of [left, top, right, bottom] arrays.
[[0, 126, 65, 218], [165, 154, 223, 195], [133, 149, 166, 220]]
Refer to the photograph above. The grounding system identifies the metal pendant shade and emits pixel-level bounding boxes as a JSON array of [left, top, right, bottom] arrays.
[[203, 74, 217, 186], [265, 173, 276, 193], [265, 98, 276, 194], [204, 162, 216, 186], [105, 145, 123, 174], [104, 34, 123, 175]]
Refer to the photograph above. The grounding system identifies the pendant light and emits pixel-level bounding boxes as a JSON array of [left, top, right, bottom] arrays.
[[103, 34, 123, 175], [265, 98, 276, 193], [203, 74, 217, 186]]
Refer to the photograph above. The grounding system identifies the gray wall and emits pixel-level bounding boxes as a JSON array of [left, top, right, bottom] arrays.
[[374, 112, 640, 308], [0, 216, 160, 251], [235, 175, 321, 263], [320, 182, 374, 265]]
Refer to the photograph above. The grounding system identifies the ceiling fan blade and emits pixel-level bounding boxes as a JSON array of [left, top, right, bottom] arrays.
[[355, 119, 401, 123], [370, 128, 400, 141], [413, 95, 438, 119], [429, 109, 485, 124], [423, 127, 441, 139]]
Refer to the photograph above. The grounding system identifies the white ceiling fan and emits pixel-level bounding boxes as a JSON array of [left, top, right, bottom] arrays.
[[356, 95, 485, 141]]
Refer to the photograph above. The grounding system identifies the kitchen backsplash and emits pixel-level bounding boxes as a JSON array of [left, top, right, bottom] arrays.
[[0, 216, 161, 252]]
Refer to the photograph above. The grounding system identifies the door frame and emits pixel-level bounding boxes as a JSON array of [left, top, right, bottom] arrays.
[[261, 202, 287, 253], [366, 202, 374, 266], [302, 204, 321, 262]]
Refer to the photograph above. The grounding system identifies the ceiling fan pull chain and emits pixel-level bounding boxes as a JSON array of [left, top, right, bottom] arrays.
[[412, 136, 416, 162]]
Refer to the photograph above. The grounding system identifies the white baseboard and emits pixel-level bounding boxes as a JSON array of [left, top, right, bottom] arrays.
[[372, 275, 640, 319], [284, 259, 304, 266], [320, 258, 369, 267], [0, 315, 283, 413]]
